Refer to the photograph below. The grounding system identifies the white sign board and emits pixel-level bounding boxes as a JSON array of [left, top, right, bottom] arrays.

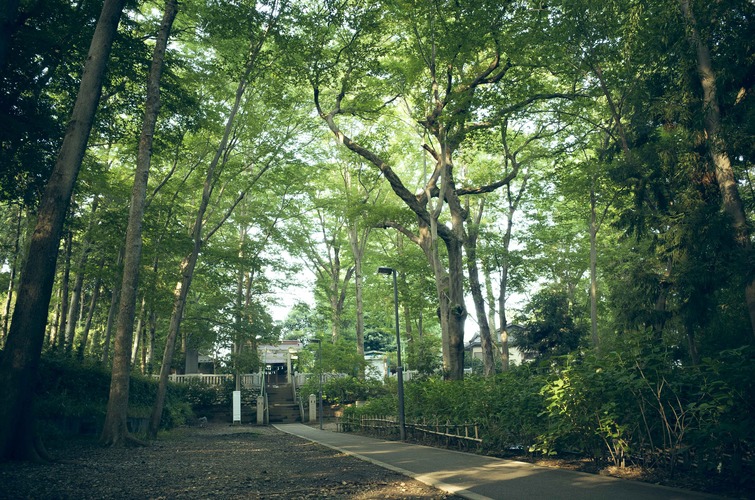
[[233, 390, 241, 422]]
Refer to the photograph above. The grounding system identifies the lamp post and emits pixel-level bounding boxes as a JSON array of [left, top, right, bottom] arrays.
[[377, 266, 406, 441], [310, 338, 324, 430]]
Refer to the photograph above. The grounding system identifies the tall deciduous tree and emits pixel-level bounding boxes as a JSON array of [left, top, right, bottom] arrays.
[[101, 0, 179, 447], [149, 0, 289, 437], [0, 0, 126, 460], [679, 0, 755, 339]]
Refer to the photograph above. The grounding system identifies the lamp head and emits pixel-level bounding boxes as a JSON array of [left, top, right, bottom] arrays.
[[377, 266, 394, 275]]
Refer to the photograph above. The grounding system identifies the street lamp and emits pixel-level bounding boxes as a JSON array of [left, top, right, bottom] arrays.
[[377, 266, 406, 441], [309, 338, 324, 430]]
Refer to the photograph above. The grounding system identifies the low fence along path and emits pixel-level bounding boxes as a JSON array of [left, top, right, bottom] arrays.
[[274, 423, 720, 500]]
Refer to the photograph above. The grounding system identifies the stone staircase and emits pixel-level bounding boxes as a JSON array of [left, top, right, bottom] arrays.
[[266, 383, 301, 423]]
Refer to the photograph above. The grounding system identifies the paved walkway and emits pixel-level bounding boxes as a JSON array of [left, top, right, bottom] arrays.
[[273, 423, 719, 500]]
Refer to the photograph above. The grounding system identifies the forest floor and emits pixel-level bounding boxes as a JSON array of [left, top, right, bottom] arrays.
[[0, 423, 463, 499], [0, 421, 748, 499]]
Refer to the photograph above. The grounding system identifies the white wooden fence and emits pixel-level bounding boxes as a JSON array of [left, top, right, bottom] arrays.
[[166, 372, 350, 389], [166, 373, 263, 388]]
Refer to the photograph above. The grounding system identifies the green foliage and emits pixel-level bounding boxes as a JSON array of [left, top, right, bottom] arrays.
[[343, 337, 754, 480], [301, 376, 389, 405], [513, 287, 586, 360], [535, 335, 755, 474], [344, 367, 548, 452], [33, 354, 193, 430]]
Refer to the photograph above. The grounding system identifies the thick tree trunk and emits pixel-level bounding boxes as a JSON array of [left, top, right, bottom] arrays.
[[0, 0, 126, 460], [679, 0, 755, 339], [444, 233, 467, 381], [101, 0, 178, 447]]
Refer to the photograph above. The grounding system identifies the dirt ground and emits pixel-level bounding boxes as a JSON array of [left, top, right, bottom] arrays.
[[0, 423, 463, 499]]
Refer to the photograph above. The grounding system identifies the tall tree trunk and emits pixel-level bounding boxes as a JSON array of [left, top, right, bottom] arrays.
[[148, 21, 269, 436], [149, 246, 199, 438], [0, 0, 126, 460], [444, 233, 467, 381], [101, 0, 178, 446], [348, 219, 370, 375], [679, 0, 755, 339]]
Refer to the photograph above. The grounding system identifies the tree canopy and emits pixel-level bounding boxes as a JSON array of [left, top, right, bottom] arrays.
[[0, 0, 753, 459]]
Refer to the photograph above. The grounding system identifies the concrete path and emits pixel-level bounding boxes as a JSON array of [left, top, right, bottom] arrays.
[[273, 423, 719, 500]]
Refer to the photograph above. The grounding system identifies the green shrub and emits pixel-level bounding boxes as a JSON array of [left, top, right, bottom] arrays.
[[34, 354, 194, 432], [299, 376, 387, 405]]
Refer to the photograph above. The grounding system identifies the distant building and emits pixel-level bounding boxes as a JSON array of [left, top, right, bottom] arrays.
[[465, 325, 527, 366], [364, 351, 387, 379]]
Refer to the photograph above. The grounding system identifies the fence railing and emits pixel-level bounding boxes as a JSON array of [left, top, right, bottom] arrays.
[[166, 373, 263, 388], [338, 415, 482, 449], [164, 372, 349, 389]]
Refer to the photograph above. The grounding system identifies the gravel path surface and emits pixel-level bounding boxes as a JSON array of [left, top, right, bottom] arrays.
[[0, 423, 463, 499]]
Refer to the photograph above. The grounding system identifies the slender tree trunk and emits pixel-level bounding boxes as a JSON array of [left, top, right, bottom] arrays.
[[348, 220, 369, 375], [65, 244, 91, 354], [48, 286, 62, 348], [0, 0, 126, 460], [78, 267, 102, 359], [146, 308, 156, 374], [131, 297, 146, 366], [1, 205, 22, 344], [101, 0, 178, 446], [56, 231, 72, 351], [464, 200, 495, 376], [589, 184, 599, 349], [483, 264, 496, 334], [680, 0, 755, 339], [234, 231, 245, 391], [496, 213, 516, 372], [148, 26, 263, 437], [149, 250, 198, 438]]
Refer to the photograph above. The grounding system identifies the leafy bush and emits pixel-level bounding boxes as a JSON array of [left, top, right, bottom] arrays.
[[342, 367, 547, 452], [300, 375, 388, 405], [34, 354, 195, 431], [535, 336, 755, 476]]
